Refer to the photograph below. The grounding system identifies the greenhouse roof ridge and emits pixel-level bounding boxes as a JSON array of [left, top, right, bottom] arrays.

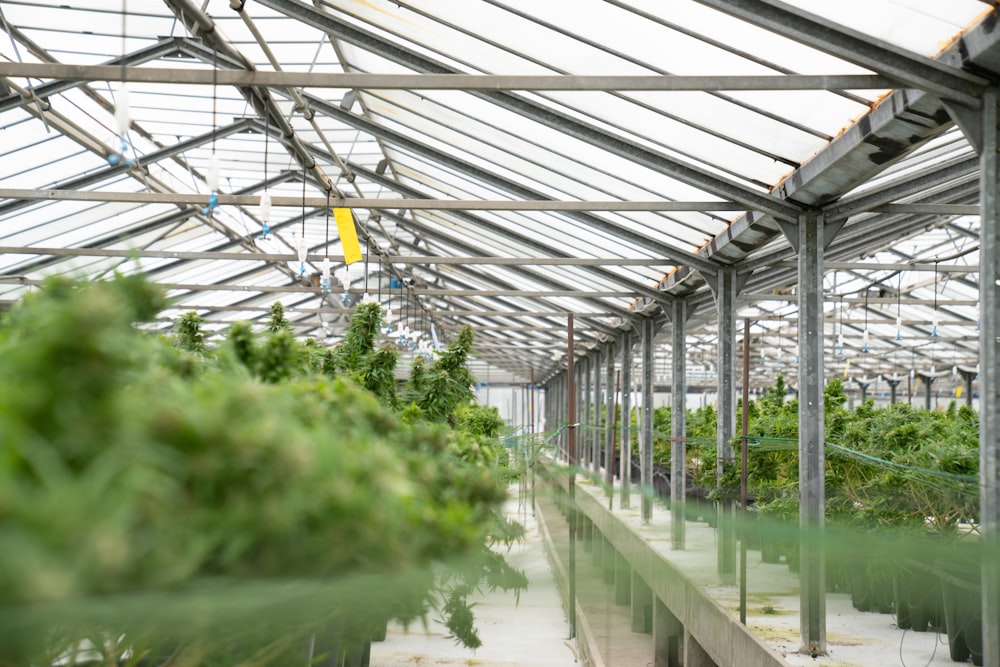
[[0, 0, 992, 385]]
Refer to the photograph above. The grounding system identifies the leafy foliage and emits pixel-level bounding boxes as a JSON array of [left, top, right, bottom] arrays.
[[0, 277, 521, 664], [174, 311, 208, 355], [404, 325, 476, 424]]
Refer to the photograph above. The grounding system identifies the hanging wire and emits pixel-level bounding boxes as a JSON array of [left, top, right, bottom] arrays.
[[211, 38, 218, 153], [931, 260, 939, 337], [202, 35, 220, 216], [397, 278, 406, 344], [120, 0, 127, 83], [324, 193, 330, 262], [321, 190, 331, 294], [0, 4, 50, 133], [257, 108, 271, 240], [896, 272, 902, 341], [862, 287, 870, 353], [296, 176, 307, 279], [838, 296, 845, 355], [775, 315, 785, 368]]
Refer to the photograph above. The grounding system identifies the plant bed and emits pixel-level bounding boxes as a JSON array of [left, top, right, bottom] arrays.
[[892, 558, 944, 632], [935, 557, 984, 665]]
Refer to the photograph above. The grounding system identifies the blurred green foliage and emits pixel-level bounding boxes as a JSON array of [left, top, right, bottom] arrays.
[[0, 276, 523, 665]]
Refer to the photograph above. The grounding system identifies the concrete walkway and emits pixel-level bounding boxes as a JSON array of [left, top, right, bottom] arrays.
[[369, 492, 580, 667], [534, 492, 655, 667]]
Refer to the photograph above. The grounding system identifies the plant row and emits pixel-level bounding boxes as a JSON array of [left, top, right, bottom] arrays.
[[0, 276, 524, 666]]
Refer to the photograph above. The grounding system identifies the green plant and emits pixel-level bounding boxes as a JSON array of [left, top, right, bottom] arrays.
[[0, 277, 520, 664]]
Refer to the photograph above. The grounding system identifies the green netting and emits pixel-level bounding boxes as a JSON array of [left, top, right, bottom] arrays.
[[570, 422, 976, 499]]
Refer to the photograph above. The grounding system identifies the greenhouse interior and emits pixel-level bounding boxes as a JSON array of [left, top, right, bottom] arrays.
[[1, 1, 999, 666]]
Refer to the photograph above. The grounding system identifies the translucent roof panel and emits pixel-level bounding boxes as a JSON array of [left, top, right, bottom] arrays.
[[0, 0, 992, 383]]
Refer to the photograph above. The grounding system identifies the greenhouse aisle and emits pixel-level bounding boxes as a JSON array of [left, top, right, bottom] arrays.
[[534, 491, 655, 666], [368, 492, 580, 667], [570, 478, 968, 667]]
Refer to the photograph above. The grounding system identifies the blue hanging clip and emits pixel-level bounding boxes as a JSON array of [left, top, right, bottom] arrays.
[[258, 221, 271, 241], [107, 134, 136, 167], [202, 192, 219, 217]]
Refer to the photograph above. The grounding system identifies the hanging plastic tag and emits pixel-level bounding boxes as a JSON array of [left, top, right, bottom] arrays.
[[334, 208, 362, 265]]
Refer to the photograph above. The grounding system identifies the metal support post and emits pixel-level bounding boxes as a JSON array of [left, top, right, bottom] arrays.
[[670, 299, 688, 549], [978, 87, 1000, 667], [605, 343, 616, 488], [797, 213, 827, 656], [554, 378, 559, 460], [641, 316, 655, 523], [621, 331, 634, 508], [880, 375, 901, 405], [740, 318, 751, 625], [581, 356, 591, 470], [915, 371, 936, 411], [958, 367, 977, 408], [567, 314, 577, 640], [714, 268, 737, 584], [594, 348, 603, 474], [853, 377, 870, 403]]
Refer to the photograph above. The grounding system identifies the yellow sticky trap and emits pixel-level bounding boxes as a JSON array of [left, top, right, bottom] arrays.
[[842, 358, 850, 379], [956, 386, 963, 398], [334, 208, 362, 265]]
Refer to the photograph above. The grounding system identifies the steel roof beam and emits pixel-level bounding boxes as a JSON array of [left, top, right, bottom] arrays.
[[823, 155, 979, 221], [294, 93, 721, 276], [158, 303, 616, 320], [0, 187, 745, 212], [661, 13, 1000, 288], [0, 278, 642, 298], [689, 0, 985, 108], [0, 245, 685, 267], [0, 63, 896, 93], [0, 38, 187, 114], [255, 0, 801, 222], [0, 117, 255, 220], [349, 162, 672, 307]]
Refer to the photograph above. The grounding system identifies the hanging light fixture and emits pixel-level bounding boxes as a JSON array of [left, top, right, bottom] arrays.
[[109, 1, 134, 167], [296, 175, 308, 280], [202, 36, 221, 217], [321, 191, 331, 294]]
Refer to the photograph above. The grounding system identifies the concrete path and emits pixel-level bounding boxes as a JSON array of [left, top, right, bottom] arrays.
[[369, 492, 580, 667]]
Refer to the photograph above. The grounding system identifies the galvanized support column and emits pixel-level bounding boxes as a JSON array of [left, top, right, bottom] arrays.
[[581, 356, 591, 470], [797, 212, 827, 656], [915, 371, 936, 411], [593, 350, 602, 474], [670, 299, 688, 550], [567, 314, 578, 640], [713, 268, 738, 584], [558, 376, 566, 462], [958, 367, 977, 408], [605, 342, 617, 487], [641, 316, 656, 522], [978, 86, 1000, 667], [881, 374, 901, 405], [853, 378, 870, 403], [548, 378, 555, 461], [620, 330, 634, 509]]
